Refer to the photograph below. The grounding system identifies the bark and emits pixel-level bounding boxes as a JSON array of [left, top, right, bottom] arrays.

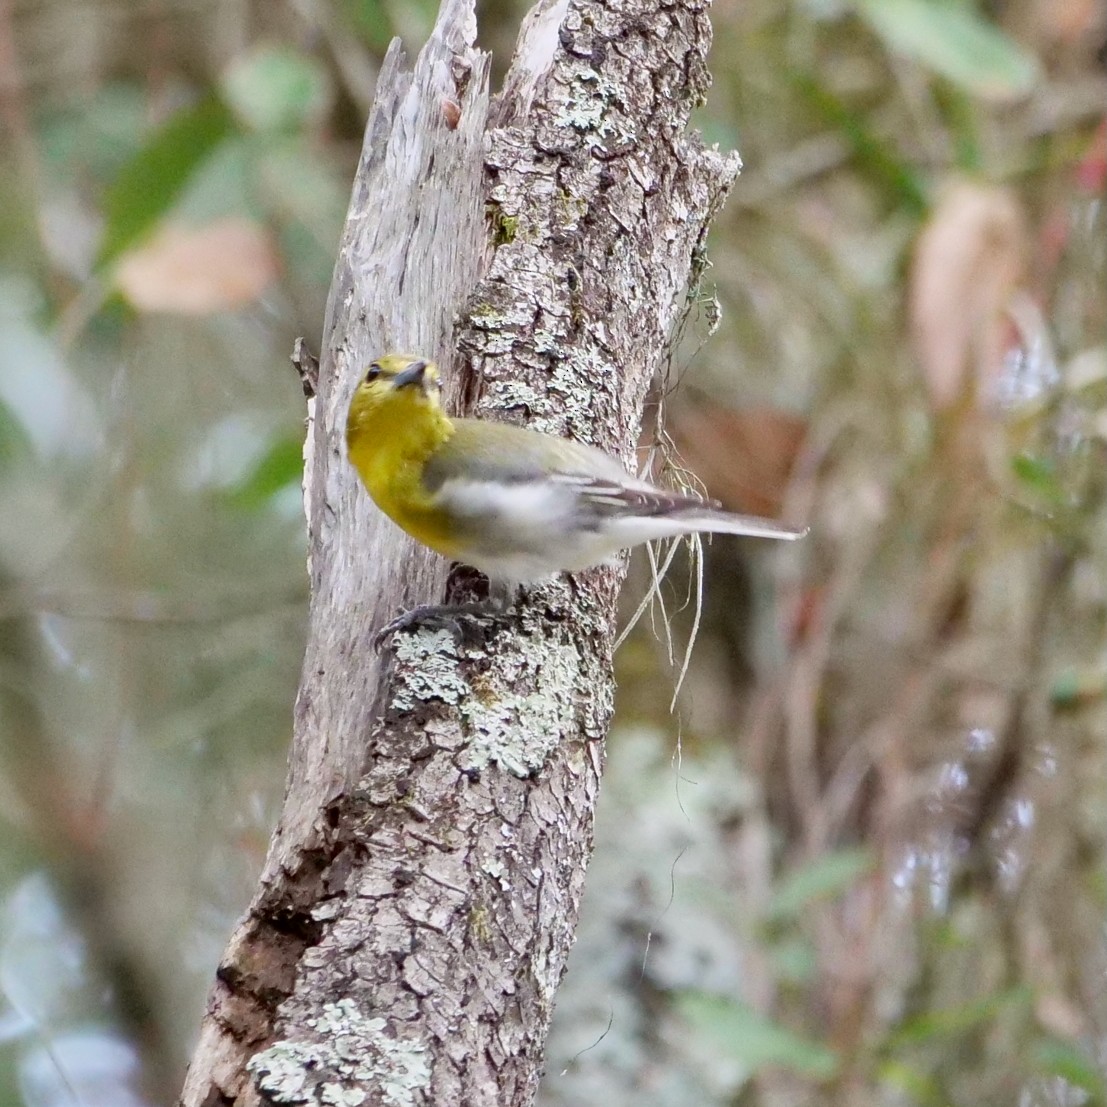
[[180, 0, 739, 1102]]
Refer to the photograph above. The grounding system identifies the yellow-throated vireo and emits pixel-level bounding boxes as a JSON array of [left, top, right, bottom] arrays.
[[347, 354, 806, 628]]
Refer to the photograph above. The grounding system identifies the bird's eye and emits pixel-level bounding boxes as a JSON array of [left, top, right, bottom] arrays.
[[365, 364, 381, 382]]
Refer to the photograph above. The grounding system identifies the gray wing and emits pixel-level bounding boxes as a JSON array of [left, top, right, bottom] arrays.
[[423, 418, 804, 568], [424, 418, 717, 527], [547, 472, 723, 521]]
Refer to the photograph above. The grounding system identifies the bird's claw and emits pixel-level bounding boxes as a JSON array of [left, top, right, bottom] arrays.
[[373, 602, 509, 652]]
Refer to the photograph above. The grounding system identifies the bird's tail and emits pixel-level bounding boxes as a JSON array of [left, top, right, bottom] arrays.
[[674, 508, 807, 542]]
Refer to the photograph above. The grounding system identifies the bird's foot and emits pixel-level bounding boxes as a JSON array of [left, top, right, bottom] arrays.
[[373, 600, 513, 652]]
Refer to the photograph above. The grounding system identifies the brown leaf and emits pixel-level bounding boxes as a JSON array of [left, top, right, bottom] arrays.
[[667, 404, 808, 518], [442, 98, 462, 129], [909, 181, 1027, 410], [115, 218, 280, 314]]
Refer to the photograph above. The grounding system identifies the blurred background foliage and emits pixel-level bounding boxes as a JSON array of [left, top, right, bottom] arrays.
[[0, 0, 1103, 1104]]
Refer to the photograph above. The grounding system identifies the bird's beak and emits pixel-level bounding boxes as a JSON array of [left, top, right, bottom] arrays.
[[392, 360, 428, 391]]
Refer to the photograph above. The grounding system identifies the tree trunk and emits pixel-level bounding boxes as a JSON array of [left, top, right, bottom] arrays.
[[180, 0, 739, 1101]]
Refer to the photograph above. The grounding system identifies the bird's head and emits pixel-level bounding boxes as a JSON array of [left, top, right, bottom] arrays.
[[348, 353, 443, 431]]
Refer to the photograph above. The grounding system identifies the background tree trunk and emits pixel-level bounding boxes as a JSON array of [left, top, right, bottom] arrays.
[[180, 0, 739, 1101]]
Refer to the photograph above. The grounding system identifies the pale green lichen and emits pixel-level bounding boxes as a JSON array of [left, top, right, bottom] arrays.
[[248, 1039, 320, 1102], [485, 379, 545, 411], [321, 1083, 367, 1106], [554, 69, 620, 132], [553, 68, 636, 145], [548, 348, 612, 441], [481, 857, 511, 891], [461, 639, 581, 777], [390, 630, 471, 712], [248, 1000, 431, 1107], [532, 329, 561, 356], [468, 302, 511, 328], [387, 623, 575, 779], [312, 898, 343, 923], [468, 298, 535, 331], [555, 95, 605, 132]]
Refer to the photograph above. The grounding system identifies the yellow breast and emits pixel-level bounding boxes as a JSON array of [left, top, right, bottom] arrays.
[[346, 390, 461, 559]]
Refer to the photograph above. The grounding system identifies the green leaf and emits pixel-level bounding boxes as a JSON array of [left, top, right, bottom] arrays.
[[171, 136, 256, 224], [1033, 1038, 1107, 1102], [1011, 452, 1066, 504], [768, 937, 817, 984], [768, 847, 874, 921], [339, 0, 397, 51], [889, 985, 1033, 1046], [677, 992, 839, 1080], [933, 82, 982, 172], [222, 46, 332, 134], [876, 1059, 947, 1107], [853, 0, 1039, 103], [1050, 667, 1106, 708], [98, 96, 234, 265], [793, 75, 928, 216], [226, 435, 303, 510]]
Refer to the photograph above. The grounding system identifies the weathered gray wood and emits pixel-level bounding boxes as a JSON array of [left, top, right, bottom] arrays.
[[180, 0, 739, 1100], [180, 2, 490, 1100]]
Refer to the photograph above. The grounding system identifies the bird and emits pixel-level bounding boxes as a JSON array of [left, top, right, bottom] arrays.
[[346, 353, 806, 636]]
